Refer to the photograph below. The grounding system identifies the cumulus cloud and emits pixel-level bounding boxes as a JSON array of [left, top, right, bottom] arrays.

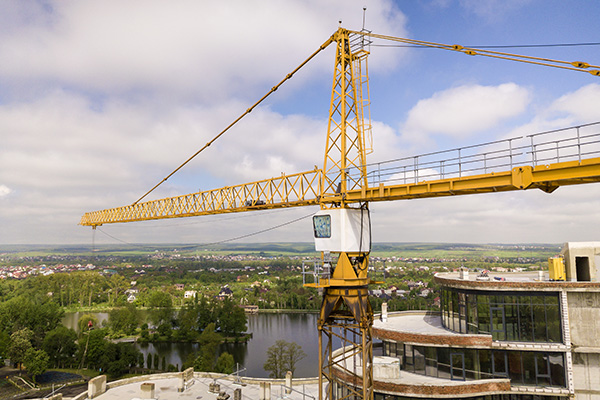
[[1, 1, 598, 245], [401, 83, 530, 146], [0, 185, 11, 197], [549, 84, 600, 123], [0, 0, 408, 102]]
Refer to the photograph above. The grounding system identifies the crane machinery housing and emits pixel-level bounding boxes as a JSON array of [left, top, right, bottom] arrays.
[[81, 27, 600, 400]]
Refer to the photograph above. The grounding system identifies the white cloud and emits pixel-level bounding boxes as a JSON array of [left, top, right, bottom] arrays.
[[0, 1, 598, 245], [401, 83, 530, 146], [549, 84, 600, 123], [0, 185, 11, 197], [0, 0, 408, 102]]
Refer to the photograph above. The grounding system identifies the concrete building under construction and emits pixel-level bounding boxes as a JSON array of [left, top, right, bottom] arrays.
[[331, 242, 600, 399]]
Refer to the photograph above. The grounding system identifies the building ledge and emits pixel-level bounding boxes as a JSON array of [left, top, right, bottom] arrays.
[[492, 341, 570, 352], [373, 311, 493, 347], [435, 272, 600, 291], [510, 385, 570, 396], [333, 366, 511, 398]]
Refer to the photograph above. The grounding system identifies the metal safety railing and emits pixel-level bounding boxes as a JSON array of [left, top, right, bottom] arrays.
[[345, 122, 600, 187]]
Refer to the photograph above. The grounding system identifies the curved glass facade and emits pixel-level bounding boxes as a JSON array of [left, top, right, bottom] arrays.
[[383, 341, 566, 388], [440, 288, 562, 343]]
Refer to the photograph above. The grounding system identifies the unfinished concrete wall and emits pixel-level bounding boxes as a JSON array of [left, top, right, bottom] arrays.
[[567, 292, 600, 348], [572, 352, 600, 399], [561, 242, 600, 282]]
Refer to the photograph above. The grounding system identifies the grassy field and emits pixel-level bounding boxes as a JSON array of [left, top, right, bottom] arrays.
[[0, 242, 561, 260]]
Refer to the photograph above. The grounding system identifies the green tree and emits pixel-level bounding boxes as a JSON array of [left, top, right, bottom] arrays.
[[263, 340, 287, 378], [78, 328, 108, 370], [42, 326, 77, 368], [8, 328, 33, 369], [107, 274, 129, 306], [0, 330, 10, 359], [193, 323, 221, 372], [108, 303, 140, 335], [77, 314, 99, 337], [197, 296, 214, 331], [147, 353, 153, 370], [153, 353, 159, 370], [218, 299, 247, 337], [215, 352, 235, 374], [147, 291, 173, 326], [284, 341, 306, 375], [24, 348, 49, 383], [263, 340, 306, 378]]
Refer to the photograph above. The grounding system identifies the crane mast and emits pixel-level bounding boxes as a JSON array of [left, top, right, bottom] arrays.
[[79, 27, 600, 400], [313, 28, 375, 400]]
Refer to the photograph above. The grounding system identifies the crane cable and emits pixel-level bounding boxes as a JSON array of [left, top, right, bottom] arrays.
[[134, 28, 598, 206], [96, 210, 316, 249], [349, 30, 600, 76], [133, 35, 336, 206]]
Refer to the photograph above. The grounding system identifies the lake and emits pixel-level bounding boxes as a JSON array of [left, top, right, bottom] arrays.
[[62, 311, 326, 378]]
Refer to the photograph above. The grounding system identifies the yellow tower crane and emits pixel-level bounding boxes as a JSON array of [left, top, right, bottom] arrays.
[[81, 27, 600, 400]]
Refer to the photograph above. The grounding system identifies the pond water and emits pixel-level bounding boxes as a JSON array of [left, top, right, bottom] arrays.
[[63, 311, 329, 378]]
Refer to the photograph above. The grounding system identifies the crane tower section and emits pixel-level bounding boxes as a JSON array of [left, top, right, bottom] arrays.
[[322, 29, 371, 206]]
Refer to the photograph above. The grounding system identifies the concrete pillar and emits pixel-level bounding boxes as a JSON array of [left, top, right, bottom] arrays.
[[178, 367, 194, 392], [209, 382, 221, 393], [88, 375, 107, 399], [140, 382, 155, 399], [381, 302, 388, 322], [285, 371, 292, 394], [259, 381, 271, 400], [234, 388, 242, 400]]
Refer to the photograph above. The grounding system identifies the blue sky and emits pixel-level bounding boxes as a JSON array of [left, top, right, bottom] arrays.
[[1, 0, 600, 245]]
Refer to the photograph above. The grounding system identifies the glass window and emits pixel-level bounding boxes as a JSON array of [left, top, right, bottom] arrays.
[[439, 289, 562, 343], [532, 296, 547, 342], [413, 346, 425, 374], [467, 293, 478, 334], [437, 347, 450, 379], [478, 295, 490, 335], [424, 347, 437, 377], [504, 296, 519, 341], [478, 350, 493, 379], [507, 352, 523, 384], [490, 307, 506, 341], [404, 344, 413, 371], [549, 353, 565, 387], [519, 297, 533, 342], [492, 351, 507, 377], [545, 297, 561, 343], [535, 353, 551, 386], [451, 352, 465, 381], [464, 349, 477, 380], [522, 351, 536, 385], [452, 291, 460, 332]]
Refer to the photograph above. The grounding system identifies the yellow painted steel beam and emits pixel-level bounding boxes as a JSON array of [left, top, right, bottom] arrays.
[[80, 169, 322, 226], [81, 157, 600, 226], [344, 157, 600, 203]]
